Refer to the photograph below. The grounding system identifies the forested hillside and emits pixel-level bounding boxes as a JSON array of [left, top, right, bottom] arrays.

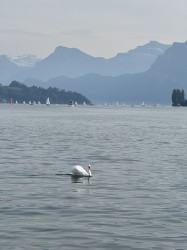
[[0, 81, 92, 105]]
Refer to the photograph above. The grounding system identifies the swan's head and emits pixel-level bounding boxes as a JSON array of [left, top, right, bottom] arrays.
[[88, 164, 91, 170]]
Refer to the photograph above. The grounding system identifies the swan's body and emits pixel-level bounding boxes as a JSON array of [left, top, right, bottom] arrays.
[[71, 165, 92, 177]]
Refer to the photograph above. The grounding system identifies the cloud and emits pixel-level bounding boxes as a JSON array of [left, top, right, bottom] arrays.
[[0, 29, 51, 38], [58, 29, 97, 39]]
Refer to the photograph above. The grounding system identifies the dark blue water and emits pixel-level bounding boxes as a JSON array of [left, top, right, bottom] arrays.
[[0, 104, 187, 249]]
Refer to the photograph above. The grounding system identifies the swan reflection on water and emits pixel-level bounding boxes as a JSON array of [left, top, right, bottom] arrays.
[[71, 175, 91, 184]]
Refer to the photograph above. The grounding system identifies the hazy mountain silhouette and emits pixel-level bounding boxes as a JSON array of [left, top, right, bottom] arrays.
[[27, 41, 170, 80], [0, 41, 170, 84], [44, 42, 187, 104], [25, 41, 170, 80], [0, 55, 24, 84], [1, 41, 185, 105], [107, 41, 170, 74], [23, 46, 106, 80]]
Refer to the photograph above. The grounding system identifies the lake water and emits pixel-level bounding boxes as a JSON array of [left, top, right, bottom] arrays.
[[0, 104, 187, 249]]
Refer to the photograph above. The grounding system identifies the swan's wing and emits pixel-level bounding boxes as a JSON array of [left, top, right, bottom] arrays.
[[71, 165, 89, 176]]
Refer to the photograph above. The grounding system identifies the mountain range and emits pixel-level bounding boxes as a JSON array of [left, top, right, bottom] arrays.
[[0, 41, 186, 104], [0, 41, 169, 84], [39, 41, 187, 105]]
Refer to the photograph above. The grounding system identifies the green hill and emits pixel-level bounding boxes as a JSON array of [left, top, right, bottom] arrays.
[[0, 81, 92, 105]]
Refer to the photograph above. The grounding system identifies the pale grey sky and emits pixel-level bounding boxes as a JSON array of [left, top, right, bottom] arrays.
[[0, 0, 187, 58]]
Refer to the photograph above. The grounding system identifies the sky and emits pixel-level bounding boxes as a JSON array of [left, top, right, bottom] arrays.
[[0, 0, 187, 58]]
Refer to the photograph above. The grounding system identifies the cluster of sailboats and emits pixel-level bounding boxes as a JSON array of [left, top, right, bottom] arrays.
[[7, 98, 161, 107], [9, 97, 49, 105], [9, 97, 86, 106], [13, 100, 42, 105]]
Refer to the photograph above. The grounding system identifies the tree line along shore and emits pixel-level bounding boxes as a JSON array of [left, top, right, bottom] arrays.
[[172, 89, 187, 106], [0, 81, 186, 106], [0, 81, 92, 105]]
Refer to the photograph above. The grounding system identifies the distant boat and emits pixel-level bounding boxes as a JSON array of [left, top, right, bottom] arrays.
[[33, 101, 36, 105], [15, 100, 18, 104], [46, 97, 50, 106], [29, 101, 31, 105], [23, 101, 26, 104], [74, 101, 78, 106], [38, 101, 41, 105], [83, 102, 86, 106], [142, 101, 145, 106], [68, 100, 74, 107]]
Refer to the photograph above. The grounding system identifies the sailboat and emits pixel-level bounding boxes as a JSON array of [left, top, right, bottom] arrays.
[[46, 97, 50, 105], [68, 100, 74, 107]]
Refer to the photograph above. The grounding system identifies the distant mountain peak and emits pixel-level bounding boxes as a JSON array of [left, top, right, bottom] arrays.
[[114, 41, 170, 61], [54, 46, 71, 53], [134, 40, 169, 50], [53, 46, 84, 56], [148, 40, 163, 45]]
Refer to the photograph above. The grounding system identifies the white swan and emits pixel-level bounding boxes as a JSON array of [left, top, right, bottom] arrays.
[[71, 164, 92, 177]]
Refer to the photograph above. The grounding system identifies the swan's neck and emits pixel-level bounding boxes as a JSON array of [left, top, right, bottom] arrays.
[[88, 169, 92, 177]]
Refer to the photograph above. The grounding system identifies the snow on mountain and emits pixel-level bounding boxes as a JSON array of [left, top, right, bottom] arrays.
[[8, 54, 41, 67]]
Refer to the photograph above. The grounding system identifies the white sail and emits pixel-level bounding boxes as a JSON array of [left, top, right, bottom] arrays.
[[46, 97, 50, 105]]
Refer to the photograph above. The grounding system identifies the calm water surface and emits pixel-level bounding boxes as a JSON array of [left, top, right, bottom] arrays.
[[0, 104, 187, 249]]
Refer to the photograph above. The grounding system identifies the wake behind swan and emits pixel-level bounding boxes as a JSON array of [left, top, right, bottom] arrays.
[[71, 164, 92, 177]]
